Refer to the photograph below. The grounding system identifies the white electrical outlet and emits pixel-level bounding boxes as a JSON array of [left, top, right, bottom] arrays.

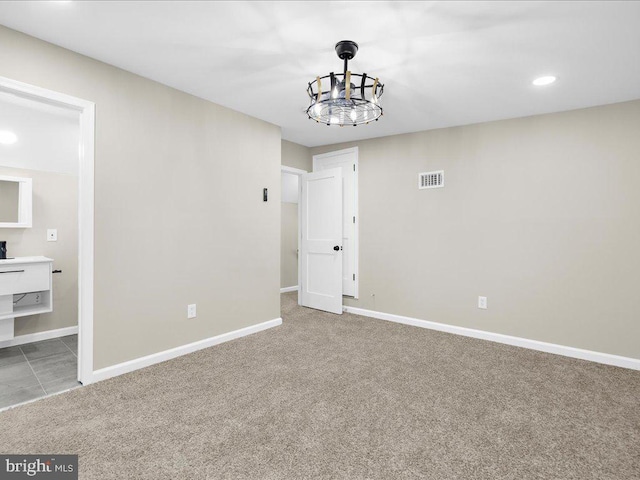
[[478, 296, 488, 309], [47, 229, 57, 242], [187, 304, 197, 319]]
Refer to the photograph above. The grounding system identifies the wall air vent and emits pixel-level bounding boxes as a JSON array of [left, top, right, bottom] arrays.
[[418, 170, 444, 189]]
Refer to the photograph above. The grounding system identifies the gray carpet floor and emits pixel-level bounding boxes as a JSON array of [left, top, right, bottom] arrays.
[[1, 292, 639, 479]]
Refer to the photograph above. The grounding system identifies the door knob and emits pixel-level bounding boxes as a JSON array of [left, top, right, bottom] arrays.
[[333, 246, 341, 251]]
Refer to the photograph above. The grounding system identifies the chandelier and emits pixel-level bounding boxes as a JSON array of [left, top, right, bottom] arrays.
[[306, 40, 384, 126]]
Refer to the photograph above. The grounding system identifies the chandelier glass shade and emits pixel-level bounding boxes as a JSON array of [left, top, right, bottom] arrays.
[[306, 41, 384, 126]]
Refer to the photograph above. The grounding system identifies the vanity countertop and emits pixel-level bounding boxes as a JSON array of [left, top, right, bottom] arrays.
[[0, 256, 54, 265]]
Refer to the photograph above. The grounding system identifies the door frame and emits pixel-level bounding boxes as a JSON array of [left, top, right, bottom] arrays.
[[280, 165, 307, 293], [0, 76, 95, 385], [313, 147, 359, 299]]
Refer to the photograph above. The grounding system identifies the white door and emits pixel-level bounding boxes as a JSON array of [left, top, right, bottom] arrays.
[[299, 168, 343, 314], [313, 147, 358, 297]]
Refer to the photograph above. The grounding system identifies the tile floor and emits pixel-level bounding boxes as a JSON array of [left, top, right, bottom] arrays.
[[0, 335, 80, 410]]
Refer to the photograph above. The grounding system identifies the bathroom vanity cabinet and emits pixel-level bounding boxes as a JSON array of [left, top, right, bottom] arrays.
[[0, 256, 53, 342]]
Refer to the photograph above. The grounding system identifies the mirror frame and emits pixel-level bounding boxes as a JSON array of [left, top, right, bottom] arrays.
[[0, 175, 32, 228]]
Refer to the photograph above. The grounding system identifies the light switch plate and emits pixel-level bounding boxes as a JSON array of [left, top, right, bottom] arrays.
[[187, 304, 197, 319], [47, 229, 57, 242], [478, 296, 488, 309]]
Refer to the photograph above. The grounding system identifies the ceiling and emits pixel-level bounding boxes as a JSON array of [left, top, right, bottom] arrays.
[[0, 1, 639, 147]]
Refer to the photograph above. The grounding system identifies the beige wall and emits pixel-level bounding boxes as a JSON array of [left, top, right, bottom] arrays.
[[0, 166, 78, 336], [282, 140, 311, 171], [0, 26, 281, 370], [280, 140, 311, 289], [0, 180, 19, 223], [312, 100, 640, 360]]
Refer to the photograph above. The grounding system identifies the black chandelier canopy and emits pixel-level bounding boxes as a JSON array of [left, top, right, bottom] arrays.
[[306, 40, 384, 127]]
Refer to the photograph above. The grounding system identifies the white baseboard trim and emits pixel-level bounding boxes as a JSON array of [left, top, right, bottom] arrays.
[[90, 317, 282, 384], [0, 325, 78, 349], [344, 306, 640, 371], [280, 286, 299, 293]]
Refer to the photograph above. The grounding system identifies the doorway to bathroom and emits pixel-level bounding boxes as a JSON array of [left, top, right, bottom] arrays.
[[0, 76, 94, 410]]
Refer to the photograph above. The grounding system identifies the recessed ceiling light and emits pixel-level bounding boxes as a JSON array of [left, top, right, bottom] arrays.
[[0, 131, 18, 145], [532, 76, 557, 86]]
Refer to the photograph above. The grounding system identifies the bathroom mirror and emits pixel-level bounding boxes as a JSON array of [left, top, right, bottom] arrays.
[[0, 175, 32, 228]]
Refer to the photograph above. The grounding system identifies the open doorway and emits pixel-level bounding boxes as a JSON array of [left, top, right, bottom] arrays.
[[0, 76, 94, 410], [280, 166, 306, 294]]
